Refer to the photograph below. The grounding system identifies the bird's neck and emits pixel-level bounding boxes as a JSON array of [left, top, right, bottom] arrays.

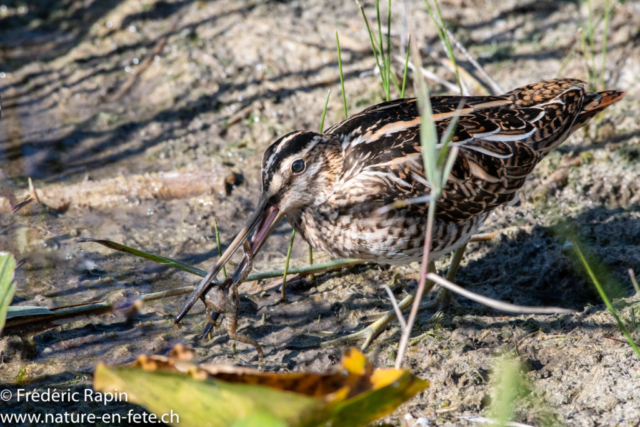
[[309, 141, 343, 206]]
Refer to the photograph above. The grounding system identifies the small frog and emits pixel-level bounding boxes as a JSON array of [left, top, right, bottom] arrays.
[[203, 241, 264, 362]]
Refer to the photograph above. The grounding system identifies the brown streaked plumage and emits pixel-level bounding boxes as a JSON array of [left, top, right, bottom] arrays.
[[176, 78, 624, 325]]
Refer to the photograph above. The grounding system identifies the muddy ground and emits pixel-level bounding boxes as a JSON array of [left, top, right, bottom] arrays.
[[1, 0, 639, 425]]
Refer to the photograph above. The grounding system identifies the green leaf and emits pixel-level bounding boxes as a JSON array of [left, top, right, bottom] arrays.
[[94, 349, 428, 427], [94, 365, 324, 427], [0, 252, 16, 333], [232, 413, 288, 427], [324, 371, 428, 427]]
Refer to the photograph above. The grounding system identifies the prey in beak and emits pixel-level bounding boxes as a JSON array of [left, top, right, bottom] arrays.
[[175, 194, 285, 324]]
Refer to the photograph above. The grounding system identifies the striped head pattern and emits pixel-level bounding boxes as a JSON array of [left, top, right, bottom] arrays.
[[261, 131, 340, 213]]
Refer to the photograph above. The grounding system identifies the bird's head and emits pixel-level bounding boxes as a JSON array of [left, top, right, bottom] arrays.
[[261, 131, 338, 213], [175, 131, 338, 323]]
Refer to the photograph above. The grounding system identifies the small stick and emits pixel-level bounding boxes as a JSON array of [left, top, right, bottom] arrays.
[[28, 177, 42, 204], [395, 55, 461, 94], [445, 28, 504, 95], [381, 284, 407, 330], [426, 272, 575, 314], [456, 416, 535, 427], [470, 231, 498, 242]]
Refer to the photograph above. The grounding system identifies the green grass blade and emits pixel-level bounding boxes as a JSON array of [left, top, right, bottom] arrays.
[[411, 43, 438, 189], [319, 89, 331, 132], [0, 252, 17, 333], [376, 0, 386, 97], [78, 237, 209, 277], [214, 219, 227, 279], [572, 239, 640, 360], [424, 0, 463, 94], [441, 146, 459, 187], [356, 0, 387, 99], [390, 70, 403, 97], [386, 0, 392, 100], [587, 0, 595, 68], [282, 230, 296, 300], [600, 0, 611, 91], [433, 0, 462, 94], [580, 30, 593, 91], [400, 37, 411, 98], [336, 32, 348, 119], [437, 101, 462, 168], [78, 237, 361, 283], [630, 269, 640, 295], [313, 88, 332, 270]]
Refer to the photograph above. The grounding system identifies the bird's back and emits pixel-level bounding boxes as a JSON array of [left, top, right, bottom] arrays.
[[325, 78, 624, 222], [292, 79, 623, 264]]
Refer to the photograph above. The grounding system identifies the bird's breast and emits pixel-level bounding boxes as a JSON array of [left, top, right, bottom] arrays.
[[286, 207, 486, 265]]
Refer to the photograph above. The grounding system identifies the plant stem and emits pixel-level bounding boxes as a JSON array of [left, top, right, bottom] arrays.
[[572, 239, 640, 359], [281, 230, 296, 301], [395, 198, 436, 369], [214, 219, 227, 279], [336, 32, 348, 119]]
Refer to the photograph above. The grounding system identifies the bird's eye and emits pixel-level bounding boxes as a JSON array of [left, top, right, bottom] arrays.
[[291, 159, 305, 174]]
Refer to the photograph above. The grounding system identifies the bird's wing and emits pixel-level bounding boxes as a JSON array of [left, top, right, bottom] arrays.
[[326, 79, 591, 222]]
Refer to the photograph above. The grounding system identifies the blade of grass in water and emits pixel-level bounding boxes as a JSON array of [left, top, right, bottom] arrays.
[[213, 219, 227, 279], [281, 230, 296, 301], [571, 239, 640, 359], [78, 238, 209, 277], [336, 32, 348, 119], [4, 286, 195, 333], [78, 238, 361, 282]]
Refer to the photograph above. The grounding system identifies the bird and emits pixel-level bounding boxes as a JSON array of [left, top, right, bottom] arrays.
[[175, 78, 624, 354]]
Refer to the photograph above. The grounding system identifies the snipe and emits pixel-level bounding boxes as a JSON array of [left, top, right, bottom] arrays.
[[175, 78, 624, 355]]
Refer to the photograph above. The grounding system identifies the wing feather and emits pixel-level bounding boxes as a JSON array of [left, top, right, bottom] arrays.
[[326, 79, 591, 222]]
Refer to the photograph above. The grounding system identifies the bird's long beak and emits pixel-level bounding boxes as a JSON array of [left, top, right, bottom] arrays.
[[175, 194, 285, 323]]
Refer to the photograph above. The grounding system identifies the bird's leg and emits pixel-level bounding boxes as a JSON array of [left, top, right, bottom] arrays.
[[323, 262, 438, 350], [433, 243, 468, 311], [226, 282, 264, 362]]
